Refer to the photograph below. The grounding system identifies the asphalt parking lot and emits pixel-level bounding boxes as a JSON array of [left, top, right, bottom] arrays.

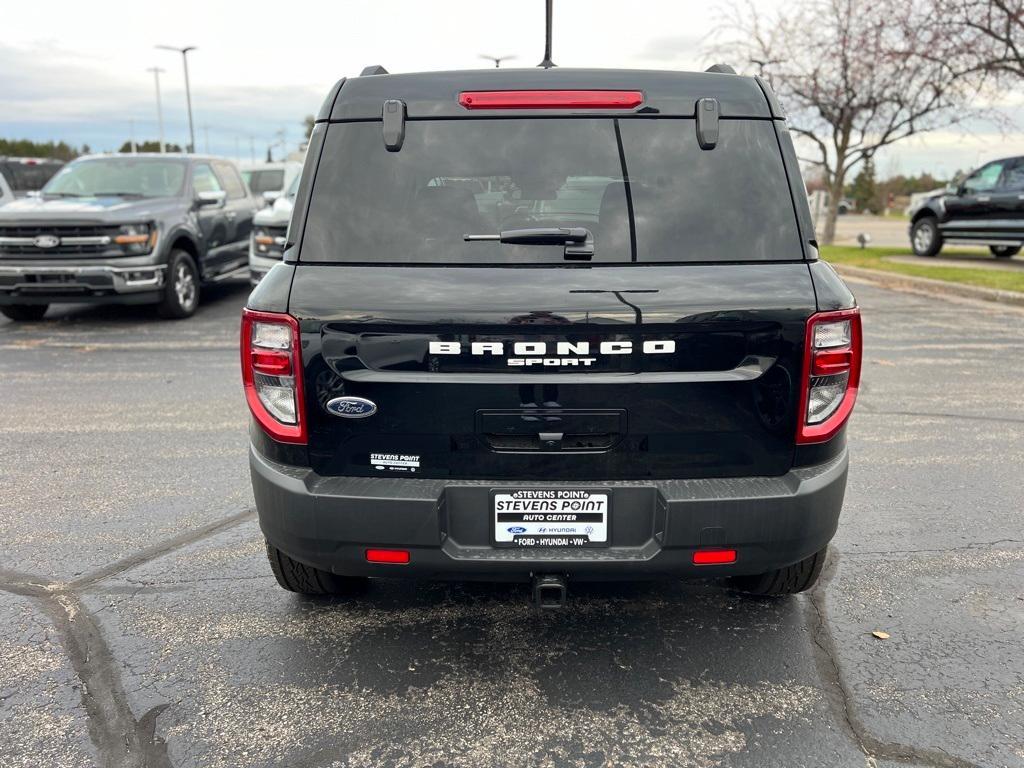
[[1, 277, 1022, 768]]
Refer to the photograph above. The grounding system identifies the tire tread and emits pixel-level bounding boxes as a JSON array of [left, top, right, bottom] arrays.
[[728, 547, 826, 596], [265, 541, 365, 596]]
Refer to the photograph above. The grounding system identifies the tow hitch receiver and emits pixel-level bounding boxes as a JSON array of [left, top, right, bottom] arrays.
[[532, 574, 568, 610]]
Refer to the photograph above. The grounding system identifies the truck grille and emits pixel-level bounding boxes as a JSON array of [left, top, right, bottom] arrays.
[[0, 225, 116, 256]]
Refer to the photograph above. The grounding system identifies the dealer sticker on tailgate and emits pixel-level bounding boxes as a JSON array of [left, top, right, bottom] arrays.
[[492, 489, 609, 547]]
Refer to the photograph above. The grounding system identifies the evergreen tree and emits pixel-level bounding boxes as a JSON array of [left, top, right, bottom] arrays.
[[850, 158, 879, 214]]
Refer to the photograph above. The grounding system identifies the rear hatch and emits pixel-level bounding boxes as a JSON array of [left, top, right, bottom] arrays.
[[289, 83, 816, 481]]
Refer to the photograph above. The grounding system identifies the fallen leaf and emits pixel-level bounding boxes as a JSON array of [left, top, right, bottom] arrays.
[[871, 631, 890, 640]]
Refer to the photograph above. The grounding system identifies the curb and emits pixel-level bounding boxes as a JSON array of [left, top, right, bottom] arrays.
[[832, 264, 1024, 309]]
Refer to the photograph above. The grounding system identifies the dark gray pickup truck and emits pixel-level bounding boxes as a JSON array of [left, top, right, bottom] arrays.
[[0, 153, 256, 320]]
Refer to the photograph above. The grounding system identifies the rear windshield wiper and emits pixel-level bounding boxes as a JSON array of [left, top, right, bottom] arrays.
[[464, 227, 594, 260]]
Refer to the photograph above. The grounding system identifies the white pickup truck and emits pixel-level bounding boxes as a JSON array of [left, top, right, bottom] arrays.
[[248, 173, 298, 284]]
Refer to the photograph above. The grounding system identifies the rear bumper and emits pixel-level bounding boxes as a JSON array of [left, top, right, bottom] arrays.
[[251, 445, 848, 582], [0, 261, 166, 304]]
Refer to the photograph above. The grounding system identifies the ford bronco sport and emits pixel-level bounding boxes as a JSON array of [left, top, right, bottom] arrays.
[[243, 66, 861, 605]]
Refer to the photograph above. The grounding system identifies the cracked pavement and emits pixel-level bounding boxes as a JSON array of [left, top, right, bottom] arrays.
[[1, 278, 1022, 767]]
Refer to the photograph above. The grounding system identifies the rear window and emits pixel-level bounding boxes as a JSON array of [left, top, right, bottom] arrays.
[[245, 169, 286, 195], [301, 118, 800, 264], [1, 161, 62, 193]]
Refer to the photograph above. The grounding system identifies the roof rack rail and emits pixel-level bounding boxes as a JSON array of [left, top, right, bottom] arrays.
[[360, 65, 389, 76], [705, 63, 737, 75]]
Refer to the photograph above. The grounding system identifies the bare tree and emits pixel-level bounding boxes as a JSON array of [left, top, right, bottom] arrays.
[[715, 0, 983, 244], [939, 0, 1024, 78]]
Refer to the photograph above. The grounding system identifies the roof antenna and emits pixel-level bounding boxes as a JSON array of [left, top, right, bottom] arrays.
[[538, 0, 556, 68]]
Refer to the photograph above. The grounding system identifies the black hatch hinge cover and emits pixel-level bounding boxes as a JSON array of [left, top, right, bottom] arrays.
[[382, 99, 406, 152], [696, 97, 720, 150]]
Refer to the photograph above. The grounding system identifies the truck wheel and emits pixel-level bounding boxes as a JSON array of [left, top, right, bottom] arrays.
[[910, 217, 942, 257], [1, 304, 48, 321], [266, 540, 367, 596], [728, 547, 827, 596], [156, 250, 200, 319], [990, 245, 1020, 258]]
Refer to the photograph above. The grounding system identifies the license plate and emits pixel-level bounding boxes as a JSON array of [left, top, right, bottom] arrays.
[[491, 489, 609, 547]]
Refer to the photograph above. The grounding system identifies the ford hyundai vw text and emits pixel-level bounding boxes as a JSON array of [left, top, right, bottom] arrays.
[[242, 66, 861, 605]]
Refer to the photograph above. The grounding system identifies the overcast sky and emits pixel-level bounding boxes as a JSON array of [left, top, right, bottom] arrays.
[[2, 0, 1019, 177]]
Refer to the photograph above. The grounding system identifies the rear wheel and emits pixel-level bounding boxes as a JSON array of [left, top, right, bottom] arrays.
[[156, 250, 200, 319], [990, 245, 1020, 258], [910, 217, 942, 257], [266, 540, 367, 596], [0, 304, 48, 321], [728, 547, 827, 596]]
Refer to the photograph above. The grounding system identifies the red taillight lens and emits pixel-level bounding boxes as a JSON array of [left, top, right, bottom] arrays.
[[693, 549, 737, 565], [797, 308, 862, 444], [366, 549, 410, 564], [251, 349, 292, 376], [240, 308, 306, 444], [810, 348, 854, 376], [459, 90, 643, 110]]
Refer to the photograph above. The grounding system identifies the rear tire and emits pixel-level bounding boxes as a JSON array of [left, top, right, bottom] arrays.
[[910, 217, 942, 257], [0, 304, 48, 321], [990, 245, 1020, 258], [728, 547, 827, 596], [265, 540, 367, 596], [156, 250, 200, 319]]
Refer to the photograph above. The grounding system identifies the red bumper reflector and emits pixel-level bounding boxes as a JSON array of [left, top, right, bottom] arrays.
[[459, 90, 643, 110], [365, 548, 410, 564], [693, 549, 737, 565]]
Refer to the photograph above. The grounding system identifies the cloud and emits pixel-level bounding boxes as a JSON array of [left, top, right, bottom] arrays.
[[636, 34, 709, 66], [0, 42, 323, 155]]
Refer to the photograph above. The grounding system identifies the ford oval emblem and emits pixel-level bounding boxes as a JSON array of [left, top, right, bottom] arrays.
[[507, 526, 527, 534], [34, 234, 60, 249], [325, 396, 377, 419]]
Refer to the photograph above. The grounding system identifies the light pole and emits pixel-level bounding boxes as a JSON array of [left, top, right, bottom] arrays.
[[156, 45, 197, 153], [479, 54, 517, 68], [146, 66, 166, 153]]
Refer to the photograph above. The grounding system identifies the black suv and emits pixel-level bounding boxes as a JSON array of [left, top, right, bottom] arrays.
[[910, 156, 1024, 258], [244, 67, 861, 605], [0, 154, 256, 320]]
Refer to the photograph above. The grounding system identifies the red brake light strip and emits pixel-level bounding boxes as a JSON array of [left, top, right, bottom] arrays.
[[459, 90, 643, 110]]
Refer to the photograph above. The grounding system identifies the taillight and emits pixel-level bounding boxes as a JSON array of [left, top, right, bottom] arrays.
[[797, 308, 862, 444], [241, 308, 306, 444]]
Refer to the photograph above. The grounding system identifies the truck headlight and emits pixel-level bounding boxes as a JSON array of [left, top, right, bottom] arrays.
[[253, 227, 286, 259], [114, 223, 157, 254]]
